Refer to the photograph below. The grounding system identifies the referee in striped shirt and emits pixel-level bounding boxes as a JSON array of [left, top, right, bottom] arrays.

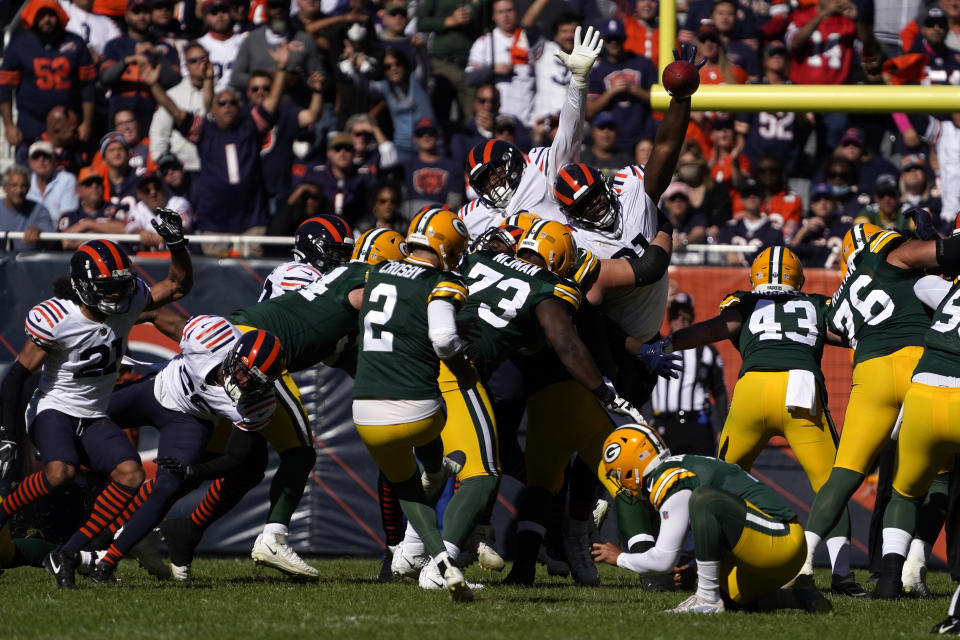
[[650, 292, 728, 456]]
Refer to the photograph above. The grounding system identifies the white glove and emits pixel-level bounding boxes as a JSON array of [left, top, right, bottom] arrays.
[[554, 25, 603, 85], [594, 377, 647, 424]]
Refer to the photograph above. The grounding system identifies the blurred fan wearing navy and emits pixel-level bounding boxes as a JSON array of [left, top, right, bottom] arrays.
[[0, 218, 192, 590]]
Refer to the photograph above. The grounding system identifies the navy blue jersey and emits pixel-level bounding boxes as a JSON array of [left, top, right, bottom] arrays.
[[58, 202, 126, 230], [717, 217, 783, 264], [0, 30, 95, 141], [910, 37, 960, 86], [793, 215, 852, 268], [260, 103, 301, 201], [726, 40, 759, 78], [403, 155, 463, 206], [588, 54, 658, 150], [683, 0, 758, 40], [177, 107, 276, 232], [294, 163, 377, 227], [101, 34, 179, 130]]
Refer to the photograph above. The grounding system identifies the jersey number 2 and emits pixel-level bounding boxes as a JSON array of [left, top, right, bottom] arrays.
[[362, 283, 397, 352]]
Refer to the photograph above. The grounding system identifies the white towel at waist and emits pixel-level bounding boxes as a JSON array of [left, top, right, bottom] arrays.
[[785, 369, 817, 411]]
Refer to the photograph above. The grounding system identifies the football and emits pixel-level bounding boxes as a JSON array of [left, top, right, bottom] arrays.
[[662, 60, 700, 100]]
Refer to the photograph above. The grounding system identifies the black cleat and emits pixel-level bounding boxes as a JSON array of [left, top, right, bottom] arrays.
[[871, 574, 902, 600], [502, 563, 536, 586], [378, 546, 395, 583], [160, 518, 203, 568], [932, 615, 960, 635], [43, 548, 80, 590], [791, 574, 834, 614], [831, 573, 867, 597], [88, 562, 120, 585]]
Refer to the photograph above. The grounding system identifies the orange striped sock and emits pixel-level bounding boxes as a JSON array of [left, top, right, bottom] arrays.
[[63, 481, 137, 553]]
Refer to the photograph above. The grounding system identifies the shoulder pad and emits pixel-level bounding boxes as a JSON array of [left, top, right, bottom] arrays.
[[552, 282, 582, 310], [718, 292, 744, 311], [647, 466, 697, 510], [182, 315, 237, 354], [25, 299, 69, 348]]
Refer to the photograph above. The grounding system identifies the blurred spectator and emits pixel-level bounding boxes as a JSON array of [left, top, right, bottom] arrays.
[[740, 40, 811, 175], [580, 111, 633, 178], [708, 113, 749, 192], [1, 0, 96, 154], [156, 152, 198, 203], [740, 154, 804, 242], [198, 0, 249, 91], [854, 173, 916, 233], [345, 113, 399, 173], [366, 48, 435, 164], [58, 166, 127, 249], [531, 13, 577, 126], [790, 181, 851, 268], [624, 0, 659, 65], [450, 84, 531, 164], [466, 0, 542, 127], [231, 0, 324, 108], [148, 41, 212, 172], [60, 0, 122, 63], [354, 179, 406, 233], [377, 0, 430, 82], [147, 47, 288, 256], [125, 173, 193, 247], [230, 0, 256, 34], [151, 0, 186, 42], [712, 0, 759, 80], [717, 177, 783, 264], [831, 127, 899, 197], [92, 109, 158, 175], [297, 131, 377, 225], [101, 0, 182, 131], [529, 111, 557, 149], [0, 165, 52, 252], [400, 117, 464, 218], [27, 141, 78, 227], [908, 7, 960, 85], [92, 0, 129, 19], [333, 21, 383, 122], [662, 181, 708, 248], [587, 19, 658, 150], [874, 1, 924, 58], [940, 0, 960, 52], [682, 0, 759, 46], [822, 156, 864, 218], [41, 107, 91, 174], [417, 0, 484, 123], [676, 140, 732, 231], [786, 0, 857, 152], [899, 153, 942, 223], [267, 179, 331, 244], [695, 23, 748, 85], [634, 136, 653, 167], [250, 69, 324, 210]]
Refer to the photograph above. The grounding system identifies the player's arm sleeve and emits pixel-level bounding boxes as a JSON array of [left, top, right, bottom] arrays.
[[914, 274, 953, 308], [615, 490, 689, 574], [427, 297, 465, 358], [188, 427, 264, 479], [545, 71, 588, 186]]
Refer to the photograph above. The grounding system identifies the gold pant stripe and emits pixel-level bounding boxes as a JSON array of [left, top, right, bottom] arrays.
[[437, 361, 500, 480]]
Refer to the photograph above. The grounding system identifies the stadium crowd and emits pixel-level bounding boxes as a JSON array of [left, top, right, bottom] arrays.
[[0, 0, 957, 263]]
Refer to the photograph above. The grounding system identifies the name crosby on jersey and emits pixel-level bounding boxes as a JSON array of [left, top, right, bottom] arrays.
[[379, 261, 428, 279]]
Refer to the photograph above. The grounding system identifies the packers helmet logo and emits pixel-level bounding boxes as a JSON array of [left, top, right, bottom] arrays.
[[452, 218, 469, 239], [603, 442, 622, 464]]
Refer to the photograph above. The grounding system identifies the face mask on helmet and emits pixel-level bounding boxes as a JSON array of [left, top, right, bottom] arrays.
[[601, 424, 670, 502], [294, 238, 353, 272], [469, 225, 522, 255], [565, 181, 617, 230], [469, 146, 525, 209], [70, 241, 137, 315], [220, 331, 284, 405], [89, 275, 136, 314]]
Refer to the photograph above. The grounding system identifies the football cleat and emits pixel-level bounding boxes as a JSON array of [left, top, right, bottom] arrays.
[[251, 532, 319, 578], [666, 593, 726, 614], [792, 573, 834, 613], [421, 456, 462, 499], [539, 534, 570, 577], [391, 538, 430, 579], [160, 518, 203, 570], [562, 520, 599, 586], [126, 528, 172, 580], [469, 525, 505, 572], [932, 615, 960, 635], [170, 563, 193, 582], [43, 548, 80, 590], [430, 555, 476, 602], [830, 572, 867, 597], [593, 499, 610, 530], [418, 556, 485, 593], [871, 574, 902, 600], [902, 556, 931, 598], [378, 545, 396, 582], [88, 562, 120, 585]]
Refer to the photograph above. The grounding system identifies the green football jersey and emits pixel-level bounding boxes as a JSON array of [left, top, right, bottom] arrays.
[[644, 455, 796, 522], [915, 279, 960, 377], [826, 241, 931, 366], [720, 290, 830, 380], [353, 259, 468, 400], [227, 262, 368, 372], [458, 251, 582, 380]]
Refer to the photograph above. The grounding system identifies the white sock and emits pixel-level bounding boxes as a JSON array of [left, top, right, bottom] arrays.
[[79, 551, 94, 565], [404, 521, 424, 546], [950, 583, 960, 617], [907, 538, 931, 564], [695, 560, 721, 603], [803, 531, 821, 574], [263, 522, 288, 537], [443, 540, 462, 564], [882, 527, 912, 557], [826, 536, 850, 577]]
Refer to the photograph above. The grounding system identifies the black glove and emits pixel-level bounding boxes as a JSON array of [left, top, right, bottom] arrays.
[[637, 338, 682, 379], [0, 436, 17, 481], [906, 206, 941, 241], [151, 207, 188, 249], [155, 456, 191, 482], [592, 377, 647, 423], [673, 43, 707, 70]]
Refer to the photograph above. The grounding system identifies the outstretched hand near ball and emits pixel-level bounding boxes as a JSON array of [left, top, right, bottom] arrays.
[[662, 43, 707, 101], [555, 25, 603, 84]]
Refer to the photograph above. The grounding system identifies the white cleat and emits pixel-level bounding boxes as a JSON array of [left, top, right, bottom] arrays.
[[470, 525, 505, 572], [593, 499, 610, 530], [902, 556, 931, 597], [251, 532, 319, 578], [419, 558, 479, 601], [128, 529, 172, 579], [170, 563, 192, 581], [391, 538, 430, 579], [563, 523, 599, 586], [421, 457, 463, 499], [666, 593, 726, 614]]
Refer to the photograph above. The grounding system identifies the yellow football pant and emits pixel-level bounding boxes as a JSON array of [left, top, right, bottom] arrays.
[[525, 380, 619, 497], [437, 362, 500, 480], [720, 371, 836, 491], [355, 411, 445, 483], [834, 346, 922, 474], [722, 521, 806, 604], [892, 382, 960, 499]]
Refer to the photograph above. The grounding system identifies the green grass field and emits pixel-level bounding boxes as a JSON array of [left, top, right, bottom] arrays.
[[1, 559, 954, 639]]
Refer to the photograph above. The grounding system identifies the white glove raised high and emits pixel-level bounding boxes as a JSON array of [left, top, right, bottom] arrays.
[[554, 25, 603, 85]]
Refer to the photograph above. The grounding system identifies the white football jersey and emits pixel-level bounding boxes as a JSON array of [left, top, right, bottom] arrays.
[[258, 261, 324, 301], [196, 32, 247, 91], [570, 165, 668, 343], [25, 279, 151, 420], [457, 80, 587, 237], [153, 315, 276, 431], [60, 0, 121, 56]]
